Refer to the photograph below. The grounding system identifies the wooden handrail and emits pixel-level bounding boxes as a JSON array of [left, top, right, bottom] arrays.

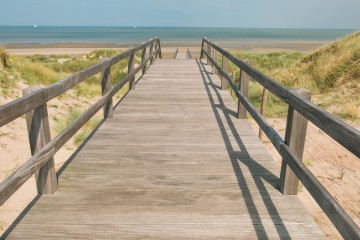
[[0, 38, 162, 206], [201, 38, 360, 239], [203, 38, 360, 159], [0, 38, 160, 128]]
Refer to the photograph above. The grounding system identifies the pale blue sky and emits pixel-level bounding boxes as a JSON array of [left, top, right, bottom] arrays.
[[1, 0, 359, 29]]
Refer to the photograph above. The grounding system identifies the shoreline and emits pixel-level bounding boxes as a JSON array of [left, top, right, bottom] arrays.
[[3, 41, 328, 55]]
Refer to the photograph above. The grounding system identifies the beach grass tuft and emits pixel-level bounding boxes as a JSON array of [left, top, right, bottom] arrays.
[[230, 31, 360, 119]]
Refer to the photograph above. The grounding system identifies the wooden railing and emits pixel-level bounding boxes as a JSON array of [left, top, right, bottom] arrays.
[[187, 49, 192, 59], [173, 48, 179, 59], [201, 38, 360, 239], [0, 38, 162, 206]]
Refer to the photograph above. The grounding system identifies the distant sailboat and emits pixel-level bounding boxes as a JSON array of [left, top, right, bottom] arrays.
[[34, 24, 37, 28], [134, 26, 137, 29]]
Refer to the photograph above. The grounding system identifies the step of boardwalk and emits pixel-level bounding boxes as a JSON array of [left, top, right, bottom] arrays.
[[4, 59, 324, 239]]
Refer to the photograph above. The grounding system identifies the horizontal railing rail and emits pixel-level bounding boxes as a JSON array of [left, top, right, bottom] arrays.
[[201, 37, 360, 239], [0, 38, 162, 206]]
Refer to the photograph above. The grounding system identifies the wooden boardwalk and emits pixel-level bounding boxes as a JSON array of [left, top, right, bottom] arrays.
[[4, 59, 324, 239]]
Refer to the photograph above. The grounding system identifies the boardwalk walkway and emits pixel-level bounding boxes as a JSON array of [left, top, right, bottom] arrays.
[[175, 48, 188, 59], [4, 59, 323, 239]]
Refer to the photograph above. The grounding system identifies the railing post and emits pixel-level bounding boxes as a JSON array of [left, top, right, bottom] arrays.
[[149, 39, 154, 65], [213, 48, 218, 76], [22, 86, 57, 194], [128, 49, 135, 90], [237, 60, 250, 119], [206, 41, 212, 65], [141, 43, 147, 75], [231, 71, 236, 97], [157, 39, 162, 59], [221, 55, 228, 90], [280, 88, 312, 195], [259, 88, 269, 140], [173, 48, 178, 59], [101, 58, 113, 118], [200, 38, 205, 59]]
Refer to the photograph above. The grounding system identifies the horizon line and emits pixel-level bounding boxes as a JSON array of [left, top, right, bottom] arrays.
[[0, 25, 358, 31]]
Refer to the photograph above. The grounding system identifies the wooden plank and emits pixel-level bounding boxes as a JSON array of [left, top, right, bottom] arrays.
[[259, 88, 269, 140], [173, 48, 178, 59], [238, 60, 250, 119], [280, 88, 311, 195], [128, 51, 135, 90], [213, 49, 218, 75], [5, 59, 324, 239], [203, 38, 360, 159], [23, 86, 57, 194], [149, 40, 154, 65], [221, 56, 228, 90], [101, 58, 114, 118], [281, 145, 360, 240], [0, 38, 159, 128], [0, 68, 132, 206], [141, 44, 147, 74]]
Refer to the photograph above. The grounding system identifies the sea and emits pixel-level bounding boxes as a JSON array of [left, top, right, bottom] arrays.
[[0, 26, 356, 45]]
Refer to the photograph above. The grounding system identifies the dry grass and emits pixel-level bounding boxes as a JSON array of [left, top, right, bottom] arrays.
[[0, 47, 9, 69], [230, 31, 360, 120]]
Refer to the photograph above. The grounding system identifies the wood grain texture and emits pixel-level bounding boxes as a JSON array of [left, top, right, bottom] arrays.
[[238, 60, 250, 119], [280, 89, 311, 195], [0, 38, 159, 128], [101, 58, 114, 118], [128, 52, 135, 90], [4, 59, 324, 239], [259, 88, 269, 139], [187, 48, 192, 59], [203, 38, 360, 159], [23, 87, 57, 195], [173, 48, 178, 59], [213, 48, 218, 76], [221, 56, 228, 90], [202, 41, 360, 238]]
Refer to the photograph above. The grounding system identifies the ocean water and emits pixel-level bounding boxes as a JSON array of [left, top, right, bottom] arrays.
[[0, 26, 356, 44]]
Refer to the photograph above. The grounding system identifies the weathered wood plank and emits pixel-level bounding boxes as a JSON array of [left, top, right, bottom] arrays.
[[203, 38, 360, 159], [101, 58, 114, 118], [4, 59, 324, 239], [23, 87, 57, 194], [0, 38, 159, 128], [280, 88, 311, 195]]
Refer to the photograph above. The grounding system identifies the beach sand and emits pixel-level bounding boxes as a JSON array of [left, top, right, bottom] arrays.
[[4, 41, 327, 56], [1, 40, 346, 238]]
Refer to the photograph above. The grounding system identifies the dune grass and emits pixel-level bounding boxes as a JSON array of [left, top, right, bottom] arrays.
[[227, 31, 360, 119], [0, 47, 9, 69], [54, 106, 102, 146]]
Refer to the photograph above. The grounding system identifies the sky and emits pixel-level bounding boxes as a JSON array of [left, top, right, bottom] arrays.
[[0, 0, 359, 29]]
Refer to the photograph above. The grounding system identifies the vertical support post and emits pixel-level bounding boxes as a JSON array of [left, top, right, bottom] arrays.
[[157, 39, 162, 59], [101, 58, 113, 118], [280, 88, 312, 195], [213, 49, 218, 76], [237, 60, 250, 119], [23, 86, 57, 194], [141, 44, 147, 75], [149, 39, 154, 65], [200, 39, 205, 59], [153, 40, 158, 60], [221, 55, 228, 90], [206, 41, 212, 65], [259, 88, 269, 140], [128, 49, 135, 90], [231, 71, 236, 97]]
